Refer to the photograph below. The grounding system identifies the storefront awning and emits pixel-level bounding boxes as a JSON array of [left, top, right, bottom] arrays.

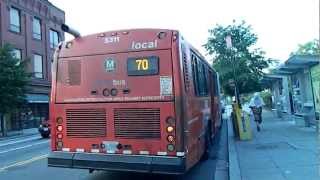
[[261, 75, 283, 86], [271, 69, 294, 75], [26, 94, 49, 103], [262, 74, 283, 80], [269, 55, 319, 74], [286, 55, 319, 66], [280, 55, 319, 73]]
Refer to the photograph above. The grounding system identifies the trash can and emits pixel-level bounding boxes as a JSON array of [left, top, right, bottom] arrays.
[[302, 104, 314, 127], [276, 102, 282, 118]]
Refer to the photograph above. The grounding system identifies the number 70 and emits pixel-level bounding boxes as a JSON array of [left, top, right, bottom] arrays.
[[136, 59, 149, 70]]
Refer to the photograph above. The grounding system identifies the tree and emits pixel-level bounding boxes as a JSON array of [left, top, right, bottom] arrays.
[[290, 39, 320, 56], [0, 45, 30, 136], [204, 21, 269, 96]]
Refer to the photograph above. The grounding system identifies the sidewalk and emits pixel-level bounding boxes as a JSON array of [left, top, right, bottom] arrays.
[[228, 110, 320, 180]]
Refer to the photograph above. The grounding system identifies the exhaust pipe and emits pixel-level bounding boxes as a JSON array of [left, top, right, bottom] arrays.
[[61, 24, 80, 38]]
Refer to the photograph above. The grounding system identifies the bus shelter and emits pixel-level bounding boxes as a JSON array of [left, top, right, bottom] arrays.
[[264, 55, 319, 130]]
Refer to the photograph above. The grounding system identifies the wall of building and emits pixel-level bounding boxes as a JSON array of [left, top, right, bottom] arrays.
[[0, 0, 65, 94], [0, 0, 65, 131], [311, 64, 320, 118]]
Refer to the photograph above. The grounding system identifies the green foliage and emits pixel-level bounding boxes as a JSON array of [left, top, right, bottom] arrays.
[[204, 21, 270, 96], [0, 44, 30, 114], [291, 39, 320, 56], [240, 93, 253, 104], [260, 91, 272, 109]]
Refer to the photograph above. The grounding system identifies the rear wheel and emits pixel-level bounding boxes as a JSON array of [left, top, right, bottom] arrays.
[[201, 132, 210, 161], [41, 133, 49, 138], [201, 123, 212, 161]]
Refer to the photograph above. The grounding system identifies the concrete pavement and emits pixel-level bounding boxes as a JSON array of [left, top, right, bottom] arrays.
[[228, 109, 320, 180], [0, 121, 228, 180]]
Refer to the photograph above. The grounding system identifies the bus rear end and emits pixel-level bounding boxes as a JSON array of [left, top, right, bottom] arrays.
[[48, 29, 186, 174]]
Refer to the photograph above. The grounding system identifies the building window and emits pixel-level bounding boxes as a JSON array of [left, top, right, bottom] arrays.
[[49, 29, 59, 48], [33, 17, 41, 40], [9, 7, 21, 33], [12, 48, 22, 64], [33, 54, 43, 78]]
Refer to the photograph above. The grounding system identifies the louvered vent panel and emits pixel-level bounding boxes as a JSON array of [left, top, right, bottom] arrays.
[[66, 109, 106, 138], [67, 60, 81, 85], [182, 49, 190, 91], [114, 108, 160, 139]]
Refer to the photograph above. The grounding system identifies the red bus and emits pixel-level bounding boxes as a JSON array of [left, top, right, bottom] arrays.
[[48, 27, 222, 174]]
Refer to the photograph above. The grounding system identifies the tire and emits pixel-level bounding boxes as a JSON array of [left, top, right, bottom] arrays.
[[220, 113, 224, 129], [41, 133, 49, 138], [201, 125, 212, 161], [201, 133, 210, 161], [173, 174, 185, 180]]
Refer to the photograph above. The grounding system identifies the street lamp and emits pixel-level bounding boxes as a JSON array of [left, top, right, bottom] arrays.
[[225, 35, 241, 106]]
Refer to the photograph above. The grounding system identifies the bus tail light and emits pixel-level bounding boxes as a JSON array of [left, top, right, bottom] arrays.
[[56, 141, 63, 149], [166, 117, 175, 124], [57, 125, 63, 132], [167, 144, 175, 152], [166, 126, 174, 133], [167, 135, 174, 142], [56, 117, 63, 124], [57, 133, 63, 139]]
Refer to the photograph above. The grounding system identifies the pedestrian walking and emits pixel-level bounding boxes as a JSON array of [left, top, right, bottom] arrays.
[[249, 92, 265, 131]]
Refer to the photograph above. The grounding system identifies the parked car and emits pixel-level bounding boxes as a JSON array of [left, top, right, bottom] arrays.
[[38, 119, 50, 138]]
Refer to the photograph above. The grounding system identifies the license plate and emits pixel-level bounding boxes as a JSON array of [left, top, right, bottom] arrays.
[[102, 141, 119, 153], [43, 128, 48, 131]]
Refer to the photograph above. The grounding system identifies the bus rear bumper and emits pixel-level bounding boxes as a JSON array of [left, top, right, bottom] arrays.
[[48, 151, 186, 174]]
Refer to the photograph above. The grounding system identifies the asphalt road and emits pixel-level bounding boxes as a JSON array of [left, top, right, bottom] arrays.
[[0, 121, 228, 180]]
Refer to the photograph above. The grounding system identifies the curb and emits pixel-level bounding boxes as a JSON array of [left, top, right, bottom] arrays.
[[227, 118, 241, 180]]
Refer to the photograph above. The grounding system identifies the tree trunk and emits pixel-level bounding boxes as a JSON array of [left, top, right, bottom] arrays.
[[0, 114, 7, 137]]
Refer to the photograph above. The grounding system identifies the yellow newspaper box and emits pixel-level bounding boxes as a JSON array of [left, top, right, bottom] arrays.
[[233, 103, 252, 140]]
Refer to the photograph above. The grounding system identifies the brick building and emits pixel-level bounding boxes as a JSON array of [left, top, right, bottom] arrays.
[[0, 0, 65, 130]]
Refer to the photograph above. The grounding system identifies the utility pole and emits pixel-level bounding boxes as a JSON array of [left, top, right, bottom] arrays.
[[225, 35, 241, 106]]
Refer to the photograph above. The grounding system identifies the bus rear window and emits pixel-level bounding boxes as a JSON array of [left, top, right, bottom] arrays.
[[127, 56, 159, 76]]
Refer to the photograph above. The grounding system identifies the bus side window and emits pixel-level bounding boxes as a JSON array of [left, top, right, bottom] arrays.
[[191, 54, 200, 96]]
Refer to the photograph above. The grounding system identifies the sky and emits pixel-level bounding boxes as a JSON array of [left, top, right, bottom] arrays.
[[50, 0, 319, 62]]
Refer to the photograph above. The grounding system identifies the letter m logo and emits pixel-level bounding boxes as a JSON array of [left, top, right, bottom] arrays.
[[104, 58, 116, 72]]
